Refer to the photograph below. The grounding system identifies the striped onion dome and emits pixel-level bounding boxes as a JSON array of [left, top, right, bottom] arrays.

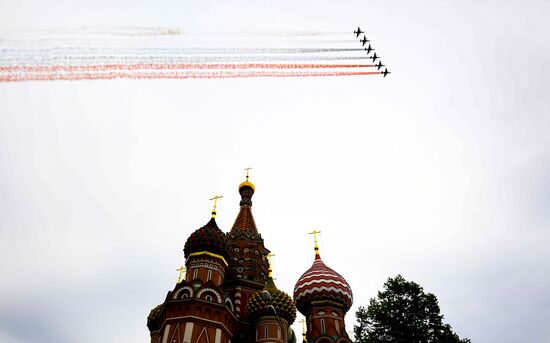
[[246, 277, 297, 324], [183, 218, 227, 260], [293, 253, 353, 314]]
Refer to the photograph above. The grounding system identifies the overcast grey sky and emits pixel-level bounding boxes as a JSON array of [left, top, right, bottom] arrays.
[[1, 1, 550, 342]]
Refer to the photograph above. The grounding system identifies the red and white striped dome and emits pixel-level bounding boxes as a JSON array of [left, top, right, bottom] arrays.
[[293, 253, 353, 314]]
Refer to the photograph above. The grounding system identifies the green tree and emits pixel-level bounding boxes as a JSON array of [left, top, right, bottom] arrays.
[[354, 275, 470, 343]]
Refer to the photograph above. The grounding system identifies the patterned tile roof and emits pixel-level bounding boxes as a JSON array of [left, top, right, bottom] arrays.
[[246, 277, 297, 324], [183, 218, 227, 259], [230, 205, 259, 237], [229, 182, 261, 239], [293, 253, 353, 313]]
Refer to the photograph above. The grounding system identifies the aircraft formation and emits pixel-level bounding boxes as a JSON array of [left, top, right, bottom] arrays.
[[354, 26, 390, 78], [0, 27, 391, 82]]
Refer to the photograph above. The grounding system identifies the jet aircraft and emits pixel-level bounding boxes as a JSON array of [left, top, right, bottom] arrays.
[[365, 44, 374, 54], [360, 36, 370, 46], [370, 53, 380, 62], [354, 27, 364, 37], [375, 61, 384, 70], [382, 68, 391, 77]]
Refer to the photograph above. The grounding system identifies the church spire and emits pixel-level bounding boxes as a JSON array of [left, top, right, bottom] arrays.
[[231, 169, 258, 236], [225, 172, 270, 318]]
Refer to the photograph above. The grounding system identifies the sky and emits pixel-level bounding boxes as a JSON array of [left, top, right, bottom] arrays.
[[1, 1, 550, 342]]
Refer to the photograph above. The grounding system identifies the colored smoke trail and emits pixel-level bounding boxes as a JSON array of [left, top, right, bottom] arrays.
[[0, 55, 373, 65], [0, 27, 384, 82], [0, 70, 382, 82], [0, 63, 375, 72], [1, 47, 364, 54]]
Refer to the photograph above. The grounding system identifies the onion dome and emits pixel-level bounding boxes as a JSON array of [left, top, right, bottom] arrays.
[[147, 303, 163, 331], [238, 174, 255, 206], [183, 217, 227, 260], [246, 277, 297, 325], [293, 252, 353, 314], [239, 179, 255, 192]]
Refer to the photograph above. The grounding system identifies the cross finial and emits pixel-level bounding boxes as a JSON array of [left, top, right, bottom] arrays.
[[308, 230, 322, 255], [176, 265, 186, 283], [267, 252, 276, 277], [300, 318, 307, 338], [244, 167, 252, 181], [209, 195, 223, 218]]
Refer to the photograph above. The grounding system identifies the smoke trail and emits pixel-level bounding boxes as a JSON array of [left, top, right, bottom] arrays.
[[0, 47, 364, 55], [0, 70, 382, 82], [0, 27, 386, 82], [1, 27, 347, 37], [0, 63, 375, 72], [0, 55, 373, 66]]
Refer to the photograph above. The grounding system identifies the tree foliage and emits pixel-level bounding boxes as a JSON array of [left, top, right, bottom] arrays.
[[354, 275, 470, 343]]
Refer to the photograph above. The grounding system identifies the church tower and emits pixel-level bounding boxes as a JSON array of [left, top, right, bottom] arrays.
[[293, 234, 353, 343], [147, 214, 238, 343], [223, 175, 271, 342]]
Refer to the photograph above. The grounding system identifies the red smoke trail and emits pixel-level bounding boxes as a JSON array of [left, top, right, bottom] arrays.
[[0, 63, 375, 73], [0, 70, 382, 82]]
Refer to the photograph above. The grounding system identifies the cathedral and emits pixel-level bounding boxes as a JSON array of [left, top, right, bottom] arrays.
[[147, 175, 354, 343]]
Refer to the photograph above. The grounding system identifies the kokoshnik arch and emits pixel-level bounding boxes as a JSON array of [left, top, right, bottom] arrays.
[[147, 174, 354, 343]]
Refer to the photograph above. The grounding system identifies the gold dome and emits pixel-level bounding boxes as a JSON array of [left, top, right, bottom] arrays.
[[239, 180, 255, 192]]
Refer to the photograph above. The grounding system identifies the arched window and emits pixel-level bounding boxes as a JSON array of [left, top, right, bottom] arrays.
[[172, 286, 194, 300], [196, 288, 222, 303]]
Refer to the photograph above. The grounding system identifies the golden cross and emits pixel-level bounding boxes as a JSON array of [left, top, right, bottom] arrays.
[[176, 266, 186, 283], [209, 195, 223, 218], [300, 318, 306, 335], [266, 252, 275, 277], [308, 230, 322, 249], [244, 167, 252, 180]]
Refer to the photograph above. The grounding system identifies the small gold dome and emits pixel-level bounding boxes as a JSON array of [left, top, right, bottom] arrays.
[[239, 180, 255, 192]]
